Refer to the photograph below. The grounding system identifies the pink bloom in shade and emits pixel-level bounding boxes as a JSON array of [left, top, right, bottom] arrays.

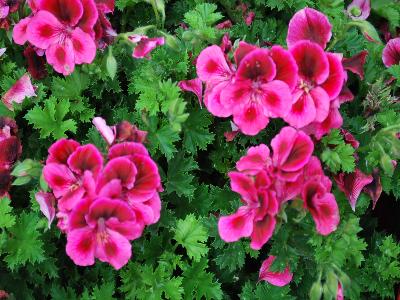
[[94, 10, 116, 49], [224, 121, 239, 142], [35, 191, 56, 228], [0, 48, 5, 57], [95, 0, 114, 13], [284, 42, 344, 128], [1, 73, 36, 110], [24, 46, 48, 80], [347, 0, 370, 20], [342, 50, 368, 79], [271, 126, 314, 182], [0, 290, 9, 299], [382, 38, 400, 67], [259, 256, 293, 287], [220, 48, 293, 135], [129, 35, 165, 59], [244, 11, 255, 26], [215, 20, 232, 29], [178, 79, 203, 107], [337, 282, 344, 300], [335, 169, 373, 211], [93, 117, 116, 145], [66, 197, 142, 269], [220, 32, 232, 53], [340, 129, 359, 149], [364, 169, 382, 209], [287, 8, 332, 49]]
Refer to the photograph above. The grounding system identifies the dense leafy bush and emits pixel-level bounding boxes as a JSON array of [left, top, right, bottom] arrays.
[[0, 0, 399, 299]]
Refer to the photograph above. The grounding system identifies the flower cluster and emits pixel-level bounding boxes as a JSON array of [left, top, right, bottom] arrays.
[[0, 0, 19, 29], [13, 0, 115, 75], [0, 117, 21, 198], [196, 8, 353, 138], [42, 134, 162, 269], [218, 126, 339, 284]]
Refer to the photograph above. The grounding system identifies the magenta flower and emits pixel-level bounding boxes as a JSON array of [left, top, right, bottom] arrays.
[[35, 191, 56, 228], [244, 11, 255, 26], [178, 78, 203, 107], [66, 197, 141, 269], [259, 256, 293, 286], [382, 38, 400, 67], [2, 74, 36, 110], [347, 0, 371, 20], [287, 8, 332, 49], [335, 169, 373, 211], [337, 282, 344, 300], [128, 35, 165, 59]]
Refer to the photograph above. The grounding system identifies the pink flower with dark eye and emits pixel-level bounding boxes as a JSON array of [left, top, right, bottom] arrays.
[[287, 8, 332, 49], [382, 38, 400, 67], [178, 78, 203, 107], [66, 197, 142, 269], [35, 191, 56, 228], [335, 169, 373, 211], [129, 35, 165, 59], [2, 74, 36, 110], [259, 256, 293, 286], [347, 0, 370, 21]]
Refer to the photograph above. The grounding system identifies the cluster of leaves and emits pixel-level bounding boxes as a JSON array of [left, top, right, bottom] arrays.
[[0, 1, 399, 300]]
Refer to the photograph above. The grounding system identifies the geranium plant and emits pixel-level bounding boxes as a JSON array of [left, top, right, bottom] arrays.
[[0, 0, 399, 299]]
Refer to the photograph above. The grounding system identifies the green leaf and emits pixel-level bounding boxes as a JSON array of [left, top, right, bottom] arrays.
[[174, 214, 208, 261], [321, 130, 355, 173], [148, 125, 180, 160], [166, 154, 198, 198], [0, 198, 15, 229], [106, 48, 117, 80], [51, 71, 89, 100], [25, 97, 77, 139], [183, 110, 215, 153]]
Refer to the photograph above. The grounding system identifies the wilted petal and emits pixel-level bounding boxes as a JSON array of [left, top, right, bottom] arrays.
[[259, 256, 293, 287], [287, 8, 332, 49], [178, 78, 203, 107], [335, 169, 373, 211], [115, 121, 147, 143], [196, 45, 232, 82], [0, 48, 5, 57], [337, 85, 354, 104], [0, 168, 11, 198], [35, 191, 56, 228], [341, 129, 359, 149], [215, 20, 232, 29], [23, 46, 48, 80], [2, 74, 36, 110], [364, 169, 382, 209], [382, 38, 400, 67], [218, 207, 255, 242], [92, 117, 116, 145], [342, 50, 368, 79], [244, 11, 255, 26], [0, 136, 21, 167]]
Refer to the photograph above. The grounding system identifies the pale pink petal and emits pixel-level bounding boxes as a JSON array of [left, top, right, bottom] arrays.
[[71, 27, 97, 64], [347, 0, 370, 20], [382, 38, 400, 67], [92, 117, 116, 145], [270, 46, 298, 90], [178, 78, 203, 107], [2, 74, 36, 110], [203, 81, 233, 117], [218, 207, 255, 242], [35, 191, 56, 228], [0, 6, 9, 19], [26, 11, 64, 49], [66, 227, 96, 266], [0, 48, 5, 57], [287, 8, 332, 49], [250, 215, 276, 250], [13, 17, 31, 45], [144, 193, 161, 224], [259, 256, 293, 287], [337, 282, 344, 300], [196, 45, 232, 82], [46, 40, 75, 75]]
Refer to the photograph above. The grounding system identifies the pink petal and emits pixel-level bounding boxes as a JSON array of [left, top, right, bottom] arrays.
[[66, 227, 96, 266], [229, 171, 258, 203], [43, 163, 77, 198], [236, 144, 271, 174], [143, 192, 161, 224], [337, 282, 344, 300], [0, 48, 5, 57], [106, 217, 142, 240], [215, 20, 232, 29], [337, 85, 354, 104], [203, 81, 233, 117], [284, 90, 317, 128], [342, 50, 368, 79], [382, 38, 400, 67], [259, 256, 293, 287], [131, 35, 165, 59], [310, 86, 330, 122], [196, 45, 232, 82], [46, 139, 80, 164], [92, 117, 116, 145], [78, 0, 98, 33], [108, 142, 149, 159], [218, 207, 255, 242], [270, 46, 298, 90], [290, 40, 329, 84], [234, 41, 257, 65], [347, 0, 370, 20], [335, 169, 373, 211], [178, 78, 203, 107], [321, 53, 345, 100], [12, 17, 31, 45], [95, 229, 132, 270], [233, 102, 270, 136], [26, 11, 64, 49], [88, 198, 135, 224], [259, 80, 292, 118], [35, 191, 56, 228], [71, 27, 97, 64], [46, 40, 75, 75], [99, 157, 137, 189], [37, 0, 84, 26], [0, 6, 9, 19], [129, 201, 155, 226], [236, 49, 276, 82], [363, 169, 382, 209], [244, 11, 255, 26], [2, 73, 36, 110], [95, 0, 114, 13], [287, 8, 332, 49], [68, 198, 92, 230], [98, 178, 122, 198], [303, 104, 343, 139], [67, 144, 103, 178], [250, 215, 276, 250]]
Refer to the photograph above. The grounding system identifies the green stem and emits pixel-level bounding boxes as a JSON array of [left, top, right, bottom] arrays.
[[150, 0, 161, 28]]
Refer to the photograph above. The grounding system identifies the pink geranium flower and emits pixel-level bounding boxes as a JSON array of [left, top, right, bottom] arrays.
[[382, 38, 400, 67], [259, 256, 293, 286], [1, 74, 36, 110], [129, 35, 165, 59], [347, 0, 371, 20]]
